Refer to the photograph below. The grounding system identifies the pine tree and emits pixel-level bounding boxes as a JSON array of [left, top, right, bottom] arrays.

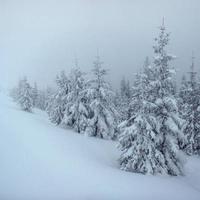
[[36, 89, 48, 110], [10, 86, 19, 102], [179, 56, 200, 155], [44, 87, 55, 111], [32, 82, 38, 107], [119, 77, 132, 120], [150, 22, 184, 175], [118, 22, 185, 176], [85, 55, 118, 139], [179, 75, 188, 105], [47, 71, 70, 125], [118, 61, 166, 174], [17, 77, 33, 112], [123, 57, 153, 121], [62, 69, 89, 133]]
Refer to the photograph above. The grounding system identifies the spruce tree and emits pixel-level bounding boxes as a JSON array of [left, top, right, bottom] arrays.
[[36, 89, 48, 110], [119, 77, 132, 120], [118, 22, 184, 176], [179, 75, 188, 105], [179, 56, 200, 155], [85, 55, 118, 139], [47, 71, 70, 125], [151, 22, 185, 175], [62, 69, 89, 133], [118, 70, 164, 174], [45, 87, 55, 111], [17, 77, 33, 112], [32, 82, 38, 107]]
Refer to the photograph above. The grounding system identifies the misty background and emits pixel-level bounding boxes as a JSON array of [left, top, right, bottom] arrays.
[[1, 0, 200, 89]]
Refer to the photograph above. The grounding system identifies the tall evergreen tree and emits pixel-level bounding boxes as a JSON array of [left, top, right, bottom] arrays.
[[151, 22, 185, 175], [118, 69, 163, 174], [118, 22, 185, 176]]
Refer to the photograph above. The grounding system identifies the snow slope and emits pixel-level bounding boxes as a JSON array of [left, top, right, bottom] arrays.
[[0, 92, 200, 200]]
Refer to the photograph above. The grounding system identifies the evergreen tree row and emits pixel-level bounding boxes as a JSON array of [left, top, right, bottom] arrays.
[[46, 55, 119, 139], [11, 22, 200, 176], [118, 22, 200, 176], [11, 77, 53, 112]]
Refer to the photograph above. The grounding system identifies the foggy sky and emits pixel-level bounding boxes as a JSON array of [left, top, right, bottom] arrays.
[[1, 0, 200, 89]]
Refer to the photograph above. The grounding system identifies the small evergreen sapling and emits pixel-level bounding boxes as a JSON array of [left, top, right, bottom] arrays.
[[17, 77, 33, 112]]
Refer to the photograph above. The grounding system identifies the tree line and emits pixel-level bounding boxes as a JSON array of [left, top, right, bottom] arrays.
[[11, 22, 200, 176]]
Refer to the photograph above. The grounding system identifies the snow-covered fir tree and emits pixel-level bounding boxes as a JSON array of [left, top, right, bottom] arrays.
[[47, 71, 70, 125], [17, 77, 33, 112], [118, 22, 185, 176], [148, 22, 185, 175], [31, 82, 38, 107], [118, 61, 166, 174], [36, 89, 48, 110], [179, 75, 188, 105], [44, 86, 55, 111], [62, 68, 89, 133], [10, 86, 20, 102], [85, 55, 119, 139], [179, 56, 200, 155], [119, 77, 132, 120]]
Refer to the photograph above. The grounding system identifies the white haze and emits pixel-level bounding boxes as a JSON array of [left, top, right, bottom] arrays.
[[1, 0, 200, 89]]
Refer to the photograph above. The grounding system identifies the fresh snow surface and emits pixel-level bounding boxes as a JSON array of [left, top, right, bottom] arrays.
[[0, 92, 200, 200]]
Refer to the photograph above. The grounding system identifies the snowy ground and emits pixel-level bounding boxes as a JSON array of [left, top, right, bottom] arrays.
[[0, 92, 200, 200]]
